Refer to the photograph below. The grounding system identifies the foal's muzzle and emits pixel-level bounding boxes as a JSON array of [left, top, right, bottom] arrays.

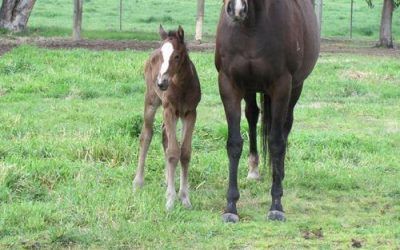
[[226, 0, 248, 22], [157, 75, 169, 91]]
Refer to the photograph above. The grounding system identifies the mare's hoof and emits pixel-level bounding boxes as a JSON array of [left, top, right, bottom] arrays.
[[222, 213, 239, 223], [247, 171, 260, 181], [267, 210, 286, 221]]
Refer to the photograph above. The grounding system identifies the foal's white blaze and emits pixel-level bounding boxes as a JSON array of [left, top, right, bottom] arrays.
[[235, 0, 244, 16], [158, 42, 174, 82]]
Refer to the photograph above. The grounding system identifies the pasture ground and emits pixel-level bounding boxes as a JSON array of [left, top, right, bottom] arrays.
[[0, 45, 399, 248]]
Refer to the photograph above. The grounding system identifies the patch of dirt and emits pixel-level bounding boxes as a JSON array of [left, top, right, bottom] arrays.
[[344, 70, 371, 80], [351, 238, 363, 248], [302, 228, 324, 240], [0, 43, 15, 57], [320, 38, 400, 57], [1, 37, 399, 57]]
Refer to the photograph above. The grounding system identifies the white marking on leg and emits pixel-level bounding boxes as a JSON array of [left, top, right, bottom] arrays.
[[247, 154, 260, 180], [235, 0, 243, 16], [158, 42, 174, 82]]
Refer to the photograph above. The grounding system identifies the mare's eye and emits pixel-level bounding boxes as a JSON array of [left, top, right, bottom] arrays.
[[175, 55, 180, 60]]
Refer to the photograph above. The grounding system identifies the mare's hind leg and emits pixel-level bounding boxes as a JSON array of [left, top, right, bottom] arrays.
[[179, 110, 197, 208], [163, 106, 180, 210], [244, 93, 260, 180], [267, 73, 292, 221], [284, 84, 303, 142], [133, 93, 160, 190]]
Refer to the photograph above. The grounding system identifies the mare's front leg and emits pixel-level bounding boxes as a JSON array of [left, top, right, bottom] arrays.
[[267, 73, 292, 221], [244, 93, 260, 180], [163, 104, 180, 210], [133, 93, 160, 189], [179, 110, 197, 209], [219, 73, 243, 223]]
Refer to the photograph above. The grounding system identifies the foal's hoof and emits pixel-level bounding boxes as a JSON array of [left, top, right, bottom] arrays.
[[181, 198, 192, 209], [222, 213, 239, 223], [267, 210, 286, 221], [132, 179, 144, 191]]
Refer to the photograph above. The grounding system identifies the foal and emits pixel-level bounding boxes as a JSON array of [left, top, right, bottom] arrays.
[[133, 25, 201, 210]]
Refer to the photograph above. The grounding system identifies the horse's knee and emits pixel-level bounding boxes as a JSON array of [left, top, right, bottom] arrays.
[[268, 135, 286, 157], [139, 127, 153, 144], [180, 149, 191, 166], [227, 137, 243, 159], [166, 148, 180, 165]]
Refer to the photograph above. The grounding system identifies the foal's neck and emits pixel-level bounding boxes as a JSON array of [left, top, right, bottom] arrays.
[[174, 55, 192, 85]]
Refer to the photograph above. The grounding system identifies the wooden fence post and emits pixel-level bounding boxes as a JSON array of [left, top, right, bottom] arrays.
[[73, 0, 83, 41], [195, 0, 205, 42], [350, 0, 354, 39], [315, 0, 323, 37]]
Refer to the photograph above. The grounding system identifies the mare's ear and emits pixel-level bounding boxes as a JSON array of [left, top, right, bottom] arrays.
[[159, 24, 168, 40], [177, 25, 185, 43]]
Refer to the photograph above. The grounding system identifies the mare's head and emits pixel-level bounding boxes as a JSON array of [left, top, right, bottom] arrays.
[[223, 0, 248, 22], [156, 25, 187, 91]]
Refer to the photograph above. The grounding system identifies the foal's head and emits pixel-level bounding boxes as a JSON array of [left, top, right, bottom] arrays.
[[223, 0, 248, 22], [156, 25, 187, 91]]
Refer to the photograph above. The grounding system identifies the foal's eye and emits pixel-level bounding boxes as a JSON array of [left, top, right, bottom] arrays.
[[174, 55, 180, 60]]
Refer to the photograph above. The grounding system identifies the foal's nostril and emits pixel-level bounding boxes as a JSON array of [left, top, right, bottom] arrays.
[[227, 1, 234, 16], [242, 2, 248, 15]]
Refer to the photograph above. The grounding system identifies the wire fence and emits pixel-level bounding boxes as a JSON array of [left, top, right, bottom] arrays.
[[28, 0, 400, 42]]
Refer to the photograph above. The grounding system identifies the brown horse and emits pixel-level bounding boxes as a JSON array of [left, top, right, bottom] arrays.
[[133, 25, 201, 210], [215, 0, 320, 222]]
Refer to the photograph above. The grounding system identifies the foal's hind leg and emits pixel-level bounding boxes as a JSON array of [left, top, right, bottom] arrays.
[[163, 106, 180, 210], [133, 94, 160, 190], [245, 93, 260, 180], [179, 110, 197, 208]]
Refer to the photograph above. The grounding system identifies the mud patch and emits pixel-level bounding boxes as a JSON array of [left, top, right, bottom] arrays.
[[1, 37, 400, 57]]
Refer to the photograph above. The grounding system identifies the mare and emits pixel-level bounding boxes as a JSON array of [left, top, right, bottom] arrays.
[[215, 0, 320, 222]]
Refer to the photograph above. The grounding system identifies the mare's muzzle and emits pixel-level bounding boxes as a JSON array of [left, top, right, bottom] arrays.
[[226, 0, 248, 22]]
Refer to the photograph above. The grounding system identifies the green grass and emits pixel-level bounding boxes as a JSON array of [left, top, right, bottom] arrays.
[[1, 0, 399, 42], [0, 46, 400, 248]]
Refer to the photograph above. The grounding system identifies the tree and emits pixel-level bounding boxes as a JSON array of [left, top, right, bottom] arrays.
[[366, 0, 399, 48], [195, 0, 205, 42], [0, 0, 36, 32]]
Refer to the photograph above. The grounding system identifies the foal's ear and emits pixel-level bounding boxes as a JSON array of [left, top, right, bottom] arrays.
[[177, 25, 185, 43], [159, 24, 168, 40]]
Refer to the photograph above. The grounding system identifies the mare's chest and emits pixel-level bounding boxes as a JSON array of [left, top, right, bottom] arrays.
[[219, 33, 286, 87]]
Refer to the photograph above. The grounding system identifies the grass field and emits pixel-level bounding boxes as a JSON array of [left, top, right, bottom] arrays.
[[0, 46, 399, 248], [3, 0, 399, 42]]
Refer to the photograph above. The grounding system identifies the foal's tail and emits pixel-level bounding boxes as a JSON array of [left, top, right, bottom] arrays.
[[260, 93, 272, 169]]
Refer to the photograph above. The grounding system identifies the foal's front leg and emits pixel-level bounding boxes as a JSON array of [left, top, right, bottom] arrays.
[[133, 95, 159, 189], [163, 106, 180, 210], [179, 110, 197, 208]]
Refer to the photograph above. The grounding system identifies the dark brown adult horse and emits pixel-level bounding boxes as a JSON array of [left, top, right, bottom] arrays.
[[215, 0, 320, 222]]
